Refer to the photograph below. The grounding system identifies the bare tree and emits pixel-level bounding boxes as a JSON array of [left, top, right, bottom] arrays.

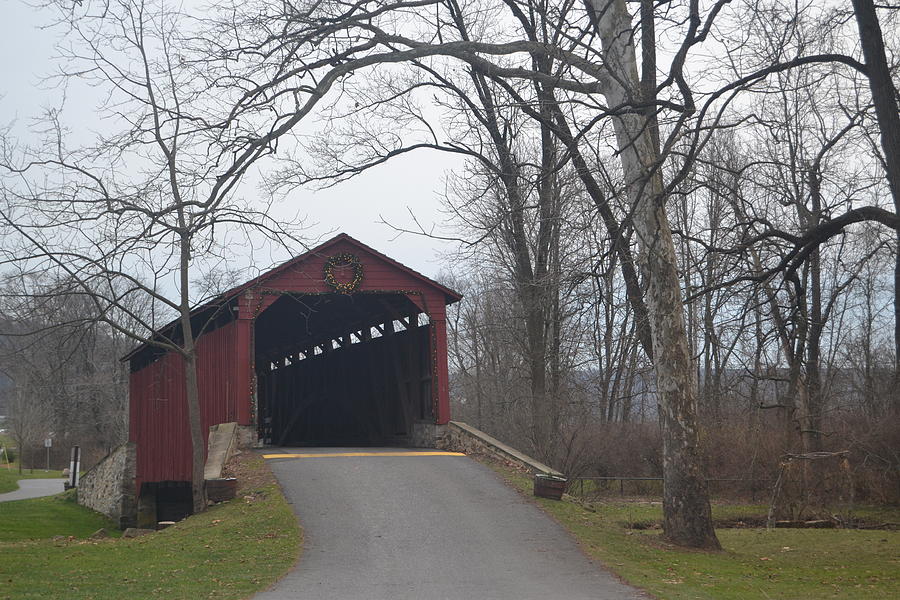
[[0, 0, 307, 512], [850, 0, 900, 399], [3, 385, 52, 473]]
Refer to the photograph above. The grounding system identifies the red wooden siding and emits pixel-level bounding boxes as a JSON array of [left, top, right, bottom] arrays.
[[130, 350, 189, 490], [431, 309, 451, 425], [130, 320, 243, 492]]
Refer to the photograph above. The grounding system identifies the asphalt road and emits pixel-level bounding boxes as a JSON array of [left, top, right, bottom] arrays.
[[0, 478, 66, 502], [256, 448, 644, 600]]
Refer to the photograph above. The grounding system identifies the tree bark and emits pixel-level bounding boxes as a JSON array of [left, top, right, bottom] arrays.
[[806, 166, 824, 451], [586, 0, 720, 549], [179, 232, 207, 514]]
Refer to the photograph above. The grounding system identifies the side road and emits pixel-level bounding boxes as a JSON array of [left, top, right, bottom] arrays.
[[0, 478, 66, 502], [257, 448, 646, 600]]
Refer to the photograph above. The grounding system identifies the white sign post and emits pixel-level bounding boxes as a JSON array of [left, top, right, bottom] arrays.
[[69, 446, 81, 488], [44, 438, 52, 471]]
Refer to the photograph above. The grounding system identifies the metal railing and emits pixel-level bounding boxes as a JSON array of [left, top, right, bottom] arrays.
[[567, 476, 773, 502]]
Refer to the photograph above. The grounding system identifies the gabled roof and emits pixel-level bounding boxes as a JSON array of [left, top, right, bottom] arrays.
[[122, 233, 461, 362], [221, 232, 462, 304]]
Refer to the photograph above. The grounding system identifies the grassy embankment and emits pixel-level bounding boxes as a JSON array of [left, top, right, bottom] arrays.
[[0, 490, 118, 541], [0, 451, 301, 600], [488, 460, 900, 600]]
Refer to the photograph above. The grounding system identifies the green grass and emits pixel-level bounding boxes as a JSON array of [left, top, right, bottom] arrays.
[[0, 466, 65, 494], [0, 454, 302, 600], [0, 490, 119, 542], [488, 461, 900, 600]]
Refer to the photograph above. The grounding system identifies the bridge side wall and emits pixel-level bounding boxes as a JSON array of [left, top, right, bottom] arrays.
[[441, 421, 563, 477], [77, 442, 137, 529]]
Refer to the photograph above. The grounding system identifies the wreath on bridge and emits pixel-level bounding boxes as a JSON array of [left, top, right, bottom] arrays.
[[324, 252, 364, 294]]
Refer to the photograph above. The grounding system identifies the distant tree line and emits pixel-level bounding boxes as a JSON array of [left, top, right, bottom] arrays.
[[0, 275, 132, 470]]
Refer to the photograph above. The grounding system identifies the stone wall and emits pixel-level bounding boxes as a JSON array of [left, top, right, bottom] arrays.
[[440, 421, 564, 477], [77, 442, 136, 529], [409, 422, 449, 448], [236, 424, 259, 448]]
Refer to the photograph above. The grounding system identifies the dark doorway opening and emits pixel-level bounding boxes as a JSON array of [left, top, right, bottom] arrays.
[[254, 293, 433, 446], [138, 481, 193, 524]]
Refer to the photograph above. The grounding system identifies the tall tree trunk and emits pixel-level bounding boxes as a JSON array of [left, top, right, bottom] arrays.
[[806, 167, 824, 451], [473, 328, 483, 429], [852, 0, 900, 411], [179, 232, 207, 514], [587, 0, 720, 549], [182, 346, 206, 513]]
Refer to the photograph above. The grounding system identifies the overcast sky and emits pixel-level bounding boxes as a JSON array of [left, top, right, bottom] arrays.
[[1, 1, 462, 281]]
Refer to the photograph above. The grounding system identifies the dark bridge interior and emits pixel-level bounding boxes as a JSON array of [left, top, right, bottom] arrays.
[[253, 293, 433, 446]]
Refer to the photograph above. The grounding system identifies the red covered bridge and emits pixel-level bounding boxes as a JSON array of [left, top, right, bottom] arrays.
[[125, 234, 461, 518]]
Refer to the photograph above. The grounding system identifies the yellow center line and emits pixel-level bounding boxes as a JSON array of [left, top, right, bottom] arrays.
[[263, 451, 466, 459]]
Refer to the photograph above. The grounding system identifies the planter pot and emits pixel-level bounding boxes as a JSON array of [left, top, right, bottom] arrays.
[[534, 474, 567, 500], [205, 477, 237, 503]]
